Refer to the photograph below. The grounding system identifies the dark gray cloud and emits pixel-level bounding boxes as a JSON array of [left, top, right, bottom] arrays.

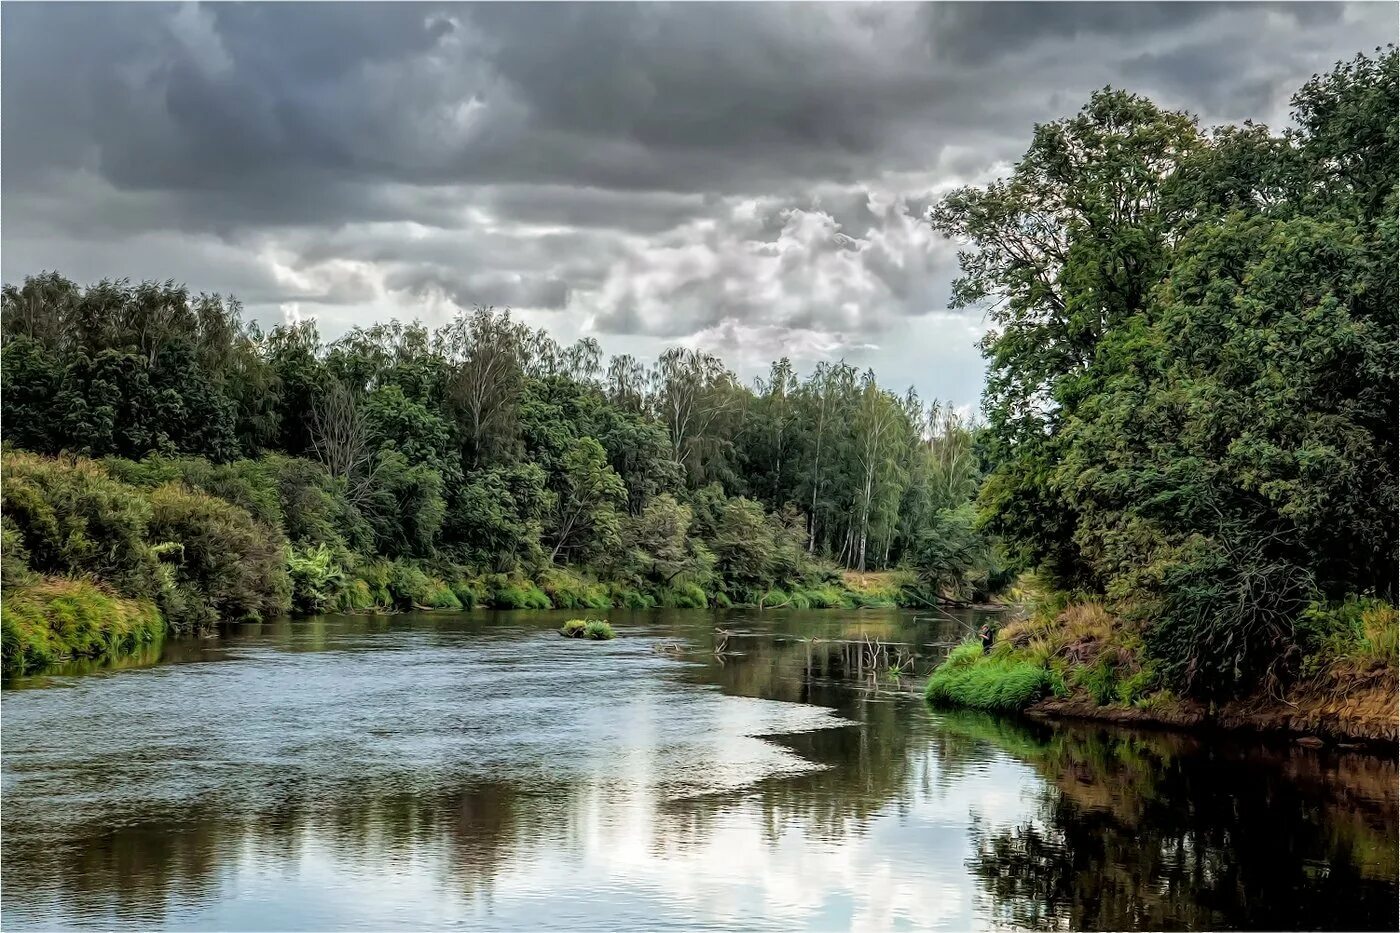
[[3, 1, 1392, 404]]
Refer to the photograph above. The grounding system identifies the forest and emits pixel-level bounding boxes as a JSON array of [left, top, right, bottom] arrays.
[[2, 48, 1396, 716]]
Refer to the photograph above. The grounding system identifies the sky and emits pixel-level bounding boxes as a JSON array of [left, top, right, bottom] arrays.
[[2, 2, 1393, 409]]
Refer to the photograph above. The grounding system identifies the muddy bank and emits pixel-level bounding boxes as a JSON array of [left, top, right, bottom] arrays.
[[1029, 681, 1398, 750]]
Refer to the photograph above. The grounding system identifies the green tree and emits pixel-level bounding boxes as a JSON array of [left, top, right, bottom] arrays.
[[545, 437, 626, 565]]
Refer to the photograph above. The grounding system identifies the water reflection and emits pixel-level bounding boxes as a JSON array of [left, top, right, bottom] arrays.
[[949, 713, 1399, 931], [2, 610, 1395, 930]]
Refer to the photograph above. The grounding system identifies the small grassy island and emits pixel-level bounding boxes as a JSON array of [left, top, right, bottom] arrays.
[[561, 618, 616, 640]]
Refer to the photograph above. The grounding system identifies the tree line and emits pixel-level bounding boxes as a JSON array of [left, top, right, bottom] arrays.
[[1, 266, 1003, 663]]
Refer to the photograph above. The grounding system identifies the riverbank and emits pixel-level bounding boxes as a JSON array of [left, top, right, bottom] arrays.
[[1, 562, 944, 676], [1, 450, 967, 676], [1028, 683, 1398, 748], [925, 599, 1399, 749]]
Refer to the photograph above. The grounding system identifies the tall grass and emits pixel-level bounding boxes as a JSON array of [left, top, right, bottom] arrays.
[[1, 578, 164, 675], [1299, 596, 1399, 681], [924, 640, 1054, 713], [560, 618, 616, 640], [540, 568, 611, 610]]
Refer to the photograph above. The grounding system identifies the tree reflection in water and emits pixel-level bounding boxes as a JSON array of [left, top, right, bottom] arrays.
[[3, 611, 1395, 930], [944, 712, 1399, 931]]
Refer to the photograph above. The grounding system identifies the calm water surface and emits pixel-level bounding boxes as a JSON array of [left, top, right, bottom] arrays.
[[3, 609, 1396, 930]]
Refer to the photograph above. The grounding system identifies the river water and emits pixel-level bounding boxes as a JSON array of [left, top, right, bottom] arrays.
[[2, 609, 1396, 930]]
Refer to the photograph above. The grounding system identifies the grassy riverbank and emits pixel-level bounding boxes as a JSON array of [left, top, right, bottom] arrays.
[[0, 579, 164, 675], [925, 596, 1399, 745], [0, 450, 946, 675]]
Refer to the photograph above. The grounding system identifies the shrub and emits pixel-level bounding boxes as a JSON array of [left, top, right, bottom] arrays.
[[488, 575, 552, 610], [1298, 595, 1399, 680], [287, 544, 347, 614], [924, 640, 1053, 712], [352, 560, 395, 609], [147, 483, 291, 630], [661, 582, 708, 609], [583, 619, 616, 640], [540, 568, 611, 610], [341, 578, 375, 612], [1075, 656, 1120, 706], [805, 586, 853, 609], [1, 515, 35, 588], [2, 578, 163, 675], [450, 577, 489, 610], [1145, 540, 1317, 698], [610, 585, 656, 609], [1, 451, 162, 599], [760, 587, 791, 608]]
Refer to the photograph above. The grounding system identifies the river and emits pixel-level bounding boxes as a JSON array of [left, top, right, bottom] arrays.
[[2, 609, 1396, 930]]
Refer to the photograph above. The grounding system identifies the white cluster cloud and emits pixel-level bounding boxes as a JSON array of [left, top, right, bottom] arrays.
[[582, 187, 956, 371]]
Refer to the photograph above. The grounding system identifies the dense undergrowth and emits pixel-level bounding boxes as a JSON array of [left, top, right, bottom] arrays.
[[925, 585, 1399, 720], [0, 450, 932, 674]]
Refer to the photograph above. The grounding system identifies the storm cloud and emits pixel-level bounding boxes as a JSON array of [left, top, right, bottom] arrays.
[[3, 1, 1393, 404]]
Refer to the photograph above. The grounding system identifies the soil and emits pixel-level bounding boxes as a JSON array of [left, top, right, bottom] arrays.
[[1028, 680, 1398, 750]]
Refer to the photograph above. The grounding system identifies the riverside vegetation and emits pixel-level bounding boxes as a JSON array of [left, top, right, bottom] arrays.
[[2, 49, 1396, 745], [1, 276, 999, 671], [924, 49, 1398, 740]]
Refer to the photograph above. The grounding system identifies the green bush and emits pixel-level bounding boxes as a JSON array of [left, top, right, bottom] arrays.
[[488, 575, 552, 609], [2, 578, 164, 675], [341, 578, 375, 612], [352, 560, 395, 609], [583, 619, 616, 640], [147, 482, 292, 630], [1075, 656, 1120, 706], [610, 585, 656, 609], [287, 544, 347, 614], [1145, 542, 1318, 697], [1, 451, 163, 600], [1, 515, 35, 588], [804, 585, 853, 609], [1298, 595, 1400, 677], [540, 568, 612, 610], [924, 640, 1053, 712], [450, 577, 489, 610], [760, 587, 791, 608], [661, 582, 708, 609]]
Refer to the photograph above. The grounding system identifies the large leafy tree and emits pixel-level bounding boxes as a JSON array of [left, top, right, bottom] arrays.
[[934, 89, 1203, 588]]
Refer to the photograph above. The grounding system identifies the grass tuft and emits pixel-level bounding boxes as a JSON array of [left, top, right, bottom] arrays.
[[560, 618, 616, 640], [924, 639, 1053, 713]]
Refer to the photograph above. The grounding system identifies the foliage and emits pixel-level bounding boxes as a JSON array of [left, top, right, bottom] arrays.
[[146, 483, 292, 630], [2, 451, 165, 601], [1297, 596, 1400, 680], [539, 567, 611, 611], [560, 618, 616, 640], [1, 270, 1001, 630], [934, 47, 1398, 698], [485, 575, 552, 610], [2, 578, 164, 675], [924, 641, 1054, 712], [287, 544, 347, 615]]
